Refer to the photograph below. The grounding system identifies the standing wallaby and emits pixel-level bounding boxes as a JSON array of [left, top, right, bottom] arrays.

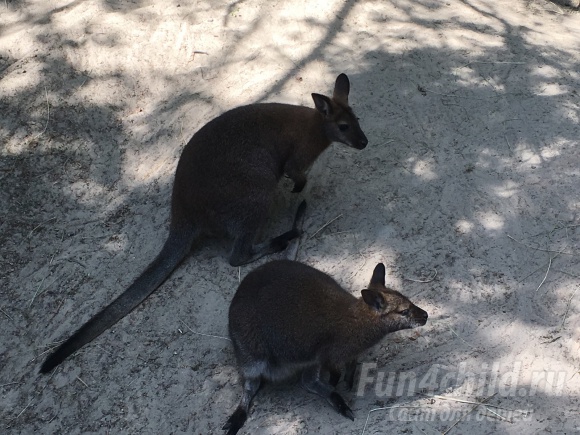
[[224, 260, 428, 434], [39, 74, 368, 374]]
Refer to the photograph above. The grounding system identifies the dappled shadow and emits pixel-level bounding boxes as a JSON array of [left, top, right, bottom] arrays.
[[1, 0, 578, 433]]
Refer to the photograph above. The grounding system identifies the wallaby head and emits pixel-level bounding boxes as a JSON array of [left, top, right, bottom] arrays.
[[224, 260, 428, 435], [359, 263, 429, 332], [311, 73, 368, 150]]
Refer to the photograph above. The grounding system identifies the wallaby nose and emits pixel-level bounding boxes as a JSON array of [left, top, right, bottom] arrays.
[[359, 136, 368, 149]]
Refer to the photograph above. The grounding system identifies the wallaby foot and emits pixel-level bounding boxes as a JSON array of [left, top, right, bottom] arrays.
[[264, 199, 306, 251], [228, 201, 306, 266], [292, 178, 306, 193], [223, 407, 247, 435], [292, 200, 307, 228], [329, 392, 355, 421], [302, 365, 354, 421], [284, 164, 307, 193], [223, 377, 261, 435]]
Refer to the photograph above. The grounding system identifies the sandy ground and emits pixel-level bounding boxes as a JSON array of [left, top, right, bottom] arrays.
[[1, 0, 579, 434]]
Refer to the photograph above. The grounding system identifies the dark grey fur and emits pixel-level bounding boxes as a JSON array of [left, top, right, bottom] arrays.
[[224, 260, 428, 434]]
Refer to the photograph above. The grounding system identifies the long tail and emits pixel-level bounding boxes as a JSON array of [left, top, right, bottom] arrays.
[[40, 224, 196, 374]]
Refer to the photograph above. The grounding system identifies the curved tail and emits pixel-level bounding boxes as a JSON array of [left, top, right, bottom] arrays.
[[40, 224, 196, 374]]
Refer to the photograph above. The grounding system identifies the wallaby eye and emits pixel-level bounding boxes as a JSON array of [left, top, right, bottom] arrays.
[[339, 124, 349, 132], [399, 309, 410, 316]]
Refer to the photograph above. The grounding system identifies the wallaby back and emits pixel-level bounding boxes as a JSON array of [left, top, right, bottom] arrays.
[[40, 74, 368, 374], [173, 74, 368, 236], [224, 260, 428, 434]]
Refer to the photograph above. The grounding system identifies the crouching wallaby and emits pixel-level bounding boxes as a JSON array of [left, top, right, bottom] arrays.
[[224, 260, 428, 434], [39, 74, 368, 374]]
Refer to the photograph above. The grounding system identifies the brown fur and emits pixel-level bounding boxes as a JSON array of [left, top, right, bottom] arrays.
[[40, 74, 368, 374], [224, 260, 428, 434]]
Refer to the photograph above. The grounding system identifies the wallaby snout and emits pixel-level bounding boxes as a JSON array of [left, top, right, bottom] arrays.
[[350, 127, 369, 150], [413, 306, 429, 326], [335, 116, 368, 150]]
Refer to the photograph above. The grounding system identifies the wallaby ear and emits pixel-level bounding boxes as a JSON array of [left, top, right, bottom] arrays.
[[361, 289, 386, 311], [312, 93, 333, 117], [333, 73, 350, 105], [370, 263, 386, 286]]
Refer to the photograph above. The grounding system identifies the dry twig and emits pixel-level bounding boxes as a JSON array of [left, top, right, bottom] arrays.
[[309, 214, 342, 239], [448, 327, 474, 348], [32, 86, 50, 140], [76, 376, 89, 388], [442, 393, 497, 435], [179, 319, 230, 342], [404, 269, 438, 283], [507, 234, 576, 256], [6, 366, 57, 428], [558, 287, 578, 331], [27, 216, 56, 238], [419, 392, 528, 414], [361, 405, 424, 435], [536, 254, 556, 292], [0, 307, 14, 321]]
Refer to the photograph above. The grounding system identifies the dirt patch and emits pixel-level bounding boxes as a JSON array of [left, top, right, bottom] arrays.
[[1, 0, 579, 434]]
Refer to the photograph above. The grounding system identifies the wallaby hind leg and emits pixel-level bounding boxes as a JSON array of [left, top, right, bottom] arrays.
[[228, 201, 306, 266], [223, 377, 261, 435], [302, 365, 354, 421], [326, 359, 356, 389], [344, 359, 357, 391], [328, 367, 341, 388]]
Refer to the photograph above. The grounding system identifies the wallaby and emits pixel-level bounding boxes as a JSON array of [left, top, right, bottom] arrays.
[[224, 260, 428, 434], [39, 74, 368, 374]]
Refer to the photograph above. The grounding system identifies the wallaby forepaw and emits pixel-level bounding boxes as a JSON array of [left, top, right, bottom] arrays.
[[292, 180, 306, 193], [329, 392, 354, 421], [271, 237, 291, 253], [328, 371, 341, 388], [294, 200, 307, 222], [223, 408, 247, 435], [345, 375, 356, 391]]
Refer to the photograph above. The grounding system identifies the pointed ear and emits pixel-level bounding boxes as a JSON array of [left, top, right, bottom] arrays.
[[370, 263, 386, 286], [333, 73, 350, 105], [361, 289, 386, 311], [312, 93, 333, 117]]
